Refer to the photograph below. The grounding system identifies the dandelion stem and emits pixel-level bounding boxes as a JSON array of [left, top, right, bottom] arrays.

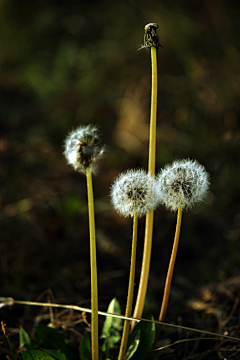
[[132, 45, 157, 328], [148, 46, 158, 177], [156, 206, 182, 341], [86, 166, 98, 360], [118, 214, 138, 360]]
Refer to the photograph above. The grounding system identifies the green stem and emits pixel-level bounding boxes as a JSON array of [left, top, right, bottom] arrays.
[[156, 207, 182, 341], [118, 214, 138, 360], [1, 321, 17, 360], [86, 167, 98, 360], [7, 336, 16, 360], [132, 46, 157, 328], [148, 46, 158, 177]]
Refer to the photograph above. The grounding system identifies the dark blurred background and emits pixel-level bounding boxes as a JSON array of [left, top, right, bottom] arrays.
[[1, 0, 240, 330]]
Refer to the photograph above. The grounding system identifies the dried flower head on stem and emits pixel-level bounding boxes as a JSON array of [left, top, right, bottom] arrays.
[[132, 22, 160, 330], [63, 125, 105, 174], [138, 23, 162, 51]]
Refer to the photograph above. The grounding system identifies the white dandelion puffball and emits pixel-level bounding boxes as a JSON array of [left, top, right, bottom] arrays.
[[63, 125, 105, 174], [157, 159, 210, 211], [110, 169, 158, 218]]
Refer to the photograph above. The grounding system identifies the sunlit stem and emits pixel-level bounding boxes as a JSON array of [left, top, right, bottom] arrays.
[[86, 166, 99, 360], [132, 46, 157, 328], [118, 214, 138, 360], [148, 46, 158, 177], [156, 206, 182, 341]]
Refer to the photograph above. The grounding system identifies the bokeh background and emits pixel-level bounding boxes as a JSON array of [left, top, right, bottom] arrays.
[[1, 0, 240, 350]]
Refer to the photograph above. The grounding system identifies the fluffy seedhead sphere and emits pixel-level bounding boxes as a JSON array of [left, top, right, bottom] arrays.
[[110, 169, 158, 218], [63, 125, 105, 174], [157, 159, 210, 211]]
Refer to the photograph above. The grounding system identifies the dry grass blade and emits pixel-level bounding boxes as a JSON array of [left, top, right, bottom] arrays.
[[154, 337, 222, 352], [2, 297, 239, 343]]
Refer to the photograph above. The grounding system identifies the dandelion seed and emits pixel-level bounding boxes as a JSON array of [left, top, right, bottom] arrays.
[[110, 169, 158, 218], [157, 159, 210, 211], [63, 125, 105, 174]]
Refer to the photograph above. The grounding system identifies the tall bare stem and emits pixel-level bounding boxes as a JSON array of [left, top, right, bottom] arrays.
[[86, 166, 99, 360], [132, 45, 157, 327]]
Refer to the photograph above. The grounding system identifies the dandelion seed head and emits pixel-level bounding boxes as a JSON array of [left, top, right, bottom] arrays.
[[110, 169, 158, 218], [63, 125, 105, 174], [157, 159, 210, 211]]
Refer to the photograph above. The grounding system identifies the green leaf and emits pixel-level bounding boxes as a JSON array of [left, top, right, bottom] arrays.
[[124, 329, 140, 360], [19, 327, 38, 350], [36, 327, 76, 360], [79, 332, 92, 360], [22, 349, 56, 360], [42, 349, 67, 360], [19, 327, 31, 348], [128, 316, 155, 360], [101, 298, 122, 355], [101, 298, 122, 338]]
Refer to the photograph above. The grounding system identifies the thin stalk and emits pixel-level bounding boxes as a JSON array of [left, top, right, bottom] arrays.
[[156, 206, 182, 341], [118, 214, 138, 360], [86, 167, 98, 360], [9, 299, 240, 342], [1, 321, 17, 360], [148, 46, 158, 177], [132, 46, 157, 327], [6, 335, 16, 360]]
